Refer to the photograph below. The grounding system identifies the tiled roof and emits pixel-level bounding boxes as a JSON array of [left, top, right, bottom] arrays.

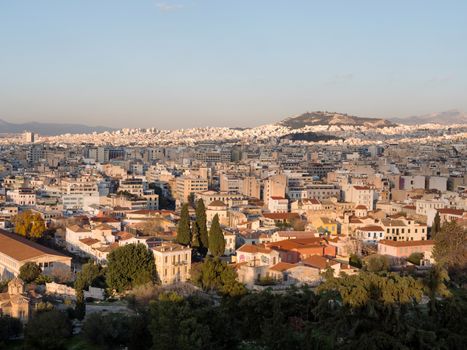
[[0, 229, 69, 262]]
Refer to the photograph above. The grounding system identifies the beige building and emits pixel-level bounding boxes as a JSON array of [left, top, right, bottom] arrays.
[[176, 176, 208, 204], [152, 243, 192, 285], [0, 229, 72, 280]]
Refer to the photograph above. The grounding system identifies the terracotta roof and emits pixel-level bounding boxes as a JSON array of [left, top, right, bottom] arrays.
[[438, 208, 464, 216], [79, 238, 100, 246], [263, 213, 300, 220], [353, 186, 370, 190], [301, 255, 330, 270], [90, 216, 120, 223], [270, 196, 286, 200], [357, 225, 384, 232], [237, 244, 273, 254], [355, 205, 367, 210], [0, 229, 69, 262], [269, 262, 295, 272], [378, 239, 434, 247]]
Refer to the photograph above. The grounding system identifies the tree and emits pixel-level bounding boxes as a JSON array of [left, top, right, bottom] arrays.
[[423, 265, 450, 315], [433, 221, 467, 269], [194, 199, 208, 255], [13, 210, 46, 240], [191, 257, 246, 297], [365, 254, 390, 272], [208, 214, 225, 257], [19, 262, 42, 283], [177, 203, 192, 246], [0, 315, 22, 344], [349, 254, 363, 268], [431, 211, 441, 237], [73, 261, 105, 320], [407, 252, 424, 266], [25, 310, 72, 350], [150, 293, 211, 350], [83, 312, 151, 350], [74, 261, 106, 292], [188, 192, 196, 208], [106, 243, 158, 292]]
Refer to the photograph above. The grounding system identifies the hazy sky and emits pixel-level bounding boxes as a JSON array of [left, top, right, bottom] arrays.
[[1, 0, 466, 129]]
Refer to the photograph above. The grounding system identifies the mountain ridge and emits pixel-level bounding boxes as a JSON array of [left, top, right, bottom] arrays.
[[0, 118, 116, 136], [390, 109, 467, 125]]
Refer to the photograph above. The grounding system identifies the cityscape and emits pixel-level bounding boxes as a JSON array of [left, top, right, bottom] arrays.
[[0, 1, 466, 350]]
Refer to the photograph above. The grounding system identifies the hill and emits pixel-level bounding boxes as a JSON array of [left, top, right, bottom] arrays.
[[278, 111, 395, 129], [0, 119, 116, 136]]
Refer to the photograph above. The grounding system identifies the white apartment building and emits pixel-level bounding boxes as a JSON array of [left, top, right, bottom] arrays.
[[7, 188, 36, 206], [344, 185, 376, 210]]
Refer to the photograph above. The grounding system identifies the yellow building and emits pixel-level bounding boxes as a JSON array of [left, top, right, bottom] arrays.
[[152, 243, 192, 285], [314, 217, 338, 235]]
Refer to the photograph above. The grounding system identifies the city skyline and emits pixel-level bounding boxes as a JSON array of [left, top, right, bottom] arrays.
[[1, 0, 467, 129]]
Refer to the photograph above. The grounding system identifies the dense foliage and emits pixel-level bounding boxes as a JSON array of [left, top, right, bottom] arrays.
[[0, 315, 22, 346], [194, 199, 209, 255], [13, 210, 46, 239], [84, 269, 467, 350], [19, 262, 42, 283], [208, 214, 225, 257], [191, 257, 246, 297], [25, 310, 72, 350], [433, 221, 467, 284], [106, 243, 157, 292], [176, 203, 192, 246]]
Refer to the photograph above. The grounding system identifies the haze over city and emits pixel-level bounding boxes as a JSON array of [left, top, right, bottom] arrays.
[[1, 0, 467, 129]]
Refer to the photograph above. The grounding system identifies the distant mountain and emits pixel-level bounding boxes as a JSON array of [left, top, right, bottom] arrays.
[[279, 111, 395, 129], [0, 119, 116, 136], [391, 110, 467, 125]]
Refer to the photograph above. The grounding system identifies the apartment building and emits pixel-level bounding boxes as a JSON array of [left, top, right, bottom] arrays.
[[152, 243, 192, 285], [175, 176, 208, 203]]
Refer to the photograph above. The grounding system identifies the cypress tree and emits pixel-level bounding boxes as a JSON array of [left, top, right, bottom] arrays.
[[432, 211, 441, 237], [195, 199, 209, 255], [176, 203, 191, 246], [208, 214, 225, 257]]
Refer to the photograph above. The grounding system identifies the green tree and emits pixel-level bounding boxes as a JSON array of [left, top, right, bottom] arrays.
[[191, 257, 246, 297], [349, 254, 363, 268], [106, 243, 157, 292], [433, 221, 467, 269], [82, 312, 151, 350], [365, 254, 390, 272], [194, 199, 208, 255], [407, 252, 423, 265], [74, 261, 105, 292], [431, 211, 441, 237], [423, 265, 450, 316], [13, 210, 46, 240], [25, 310, 72, 350], [19, 262, 42, 283], [177, 203, 192, 246], [150, 293, 212, 350], [208, 214, 225, 257]]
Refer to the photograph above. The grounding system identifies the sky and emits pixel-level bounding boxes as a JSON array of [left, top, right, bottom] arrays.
[[0, 0, 466, 129]]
